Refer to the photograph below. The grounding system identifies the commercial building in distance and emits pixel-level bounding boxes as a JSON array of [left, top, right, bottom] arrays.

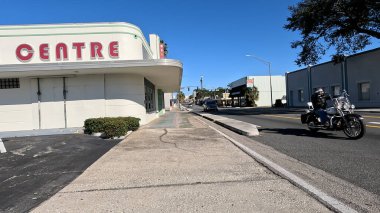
[[228, 75, 286, 107], [0, 22, 182, 131], [286, 48, 380, 108]]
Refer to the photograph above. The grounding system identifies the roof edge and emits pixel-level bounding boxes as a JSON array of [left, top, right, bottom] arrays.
[[0, 59, 183, 72], [288, 47, 380, 74]]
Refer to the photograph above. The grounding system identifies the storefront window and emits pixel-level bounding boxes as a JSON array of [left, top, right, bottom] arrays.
[[359, 82, 370, 101], [331, 85, 341, 96], [144, 78, 156, 112]]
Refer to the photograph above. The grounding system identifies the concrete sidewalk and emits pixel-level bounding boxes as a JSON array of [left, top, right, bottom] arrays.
[[32, 110, 329, 212]]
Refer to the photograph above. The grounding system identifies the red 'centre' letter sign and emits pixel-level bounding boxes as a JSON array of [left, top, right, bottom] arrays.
[[109, 41, 119, 58], [15, 41, 120, 62], [72, 42, 85, 60], [16, 44, 34, 62], [39, 44, 49, 61], [90, 42, 103, 59]]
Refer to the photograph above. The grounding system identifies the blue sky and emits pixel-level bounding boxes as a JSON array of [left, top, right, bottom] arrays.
[[0, 0, 378, 95]]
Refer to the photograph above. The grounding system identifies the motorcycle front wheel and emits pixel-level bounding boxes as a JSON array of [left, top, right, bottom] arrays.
[[343, 116, 365, 139]]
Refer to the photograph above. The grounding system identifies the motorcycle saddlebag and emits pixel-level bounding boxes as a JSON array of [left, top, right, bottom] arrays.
[[301, 113, 309, 124]]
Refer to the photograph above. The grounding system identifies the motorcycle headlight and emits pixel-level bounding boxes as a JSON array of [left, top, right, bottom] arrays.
[[351, 104, 355, 109]]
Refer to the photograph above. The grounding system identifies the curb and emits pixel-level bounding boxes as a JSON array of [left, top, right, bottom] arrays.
[[194, 116, 357, 213], [0, 138, 7, 153], [192, 111, 259, 136]]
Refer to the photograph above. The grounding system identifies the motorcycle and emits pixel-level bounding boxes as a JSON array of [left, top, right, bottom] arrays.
[[301, 91, 366, 139]]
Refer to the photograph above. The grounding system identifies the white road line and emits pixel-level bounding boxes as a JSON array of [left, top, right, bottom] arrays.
[[0, 138, 7, 153], [368, 122, 380, 125], [194, 116, 357, 213], [263, 114, 299, 120], [363, 115, 380, 119]]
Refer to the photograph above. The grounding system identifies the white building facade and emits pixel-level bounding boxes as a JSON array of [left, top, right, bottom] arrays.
[[229, 75, 286, 107], [0, 22, 182, 131]]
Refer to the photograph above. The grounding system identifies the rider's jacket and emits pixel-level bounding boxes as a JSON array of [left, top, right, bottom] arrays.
[[311, 93, 331, 110]]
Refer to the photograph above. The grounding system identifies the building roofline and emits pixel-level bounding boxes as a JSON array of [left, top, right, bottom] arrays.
[[288, 47, 380, 74], [0, 22, 139, 29], [0, 59, 183, 72]]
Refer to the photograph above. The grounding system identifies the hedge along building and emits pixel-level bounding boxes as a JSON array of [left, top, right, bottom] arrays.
[[0, 22, 183, 132]]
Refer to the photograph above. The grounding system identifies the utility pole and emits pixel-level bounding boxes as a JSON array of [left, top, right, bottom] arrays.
[[200, 76, 203, 90]]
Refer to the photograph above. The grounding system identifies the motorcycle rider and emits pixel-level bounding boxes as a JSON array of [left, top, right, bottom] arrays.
[[311, 88, 331, 126]]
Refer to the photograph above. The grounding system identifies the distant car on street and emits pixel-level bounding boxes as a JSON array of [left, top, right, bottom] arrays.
[[203, 99, 218, 112]]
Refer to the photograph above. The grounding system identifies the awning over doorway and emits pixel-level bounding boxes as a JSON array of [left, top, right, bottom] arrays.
[[229, 85, 247, 97]]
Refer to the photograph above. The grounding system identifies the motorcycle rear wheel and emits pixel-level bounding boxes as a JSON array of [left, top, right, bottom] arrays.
[[308, 121, 319, 132], [343, 116, 365, 139]]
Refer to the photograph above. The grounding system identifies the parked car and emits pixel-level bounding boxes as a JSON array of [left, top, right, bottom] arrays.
[[274, 95, 287, 107], [203, 99, 218, 112]]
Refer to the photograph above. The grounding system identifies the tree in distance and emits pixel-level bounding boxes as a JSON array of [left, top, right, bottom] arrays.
[[285, 0, 380, 66], [245, 87, 259, 107], [195, 87, 228, 100], [177, 91, 185, 103]]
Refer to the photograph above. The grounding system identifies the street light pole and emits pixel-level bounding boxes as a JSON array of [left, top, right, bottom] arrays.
[[245, 54, 273, 107], [268, 62, 273, 107], [200, 76, 203, 90]]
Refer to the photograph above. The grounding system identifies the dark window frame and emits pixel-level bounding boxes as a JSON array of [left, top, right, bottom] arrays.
[[331, 85, 341, 96], [358, 82, 370, 101], [298, 89, 304, 102], [0, 78, 20, 89], [144, 78, 156, 112]]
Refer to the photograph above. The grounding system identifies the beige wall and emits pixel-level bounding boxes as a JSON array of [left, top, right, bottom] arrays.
[[0, 73, 158, 132], [0, 78, 35, 131]]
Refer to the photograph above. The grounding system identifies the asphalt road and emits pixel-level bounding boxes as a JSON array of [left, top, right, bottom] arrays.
[[203, 107, 380, 196], [0, 134, 120, 212]]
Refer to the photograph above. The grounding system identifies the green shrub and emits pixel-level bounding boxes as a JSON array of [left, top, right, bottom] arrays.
[[103, 118, 128, 138], [84, 116, 140, 138], [84, 118, 105, 134], [121, 117, 141, 131]]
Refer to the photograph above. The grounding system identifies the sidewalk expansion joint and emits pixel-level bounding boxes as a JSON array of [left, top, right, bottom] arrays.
[[59, 178, 280, 194]]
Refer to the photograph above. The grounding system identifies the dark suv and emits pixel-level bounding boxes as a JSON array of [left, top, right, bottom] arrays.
[[203, 100, 218, 112]]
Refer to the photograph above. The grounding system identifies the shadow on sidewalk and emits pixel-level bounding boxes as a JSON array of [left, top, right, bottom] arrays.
[[214, 108, 303, 116]]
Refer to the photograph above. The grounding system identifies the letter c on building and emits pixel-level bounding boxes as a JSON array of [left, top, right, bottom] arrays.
[[16, 44, 34, 62]]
